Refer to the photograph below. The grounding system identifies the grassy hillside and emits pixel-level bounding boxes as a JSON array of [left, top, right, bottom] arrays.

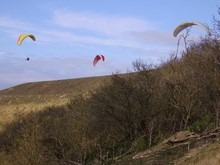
[[0, 76, 109, 131], [1, 73, 220, 165]]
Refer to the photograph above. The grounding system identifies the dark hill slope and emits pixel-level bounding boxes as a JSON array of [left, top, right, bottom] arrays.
[[0, 76, 109, 96], [0, 76, 110, 130]]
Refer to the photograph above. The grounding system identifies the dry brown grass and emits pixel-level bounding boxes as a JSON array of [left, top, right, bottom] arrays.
[[195, 153, 220, 165], [176, 139, 220, 165], [0, 76, 109, 96]]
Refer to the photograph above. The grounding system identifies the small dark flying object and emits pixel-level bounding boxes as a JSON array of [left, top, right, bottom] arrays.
[[25, 57, 30, 61]]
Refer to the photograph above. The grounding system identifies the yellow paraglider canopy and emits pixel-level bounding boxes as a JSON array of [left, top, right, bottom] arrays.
[[17, 34, 36, 45]]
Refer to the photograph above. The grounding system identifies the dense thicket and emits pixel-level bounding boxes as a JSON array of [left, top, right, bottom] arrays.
[[0, 8, 220, 165]]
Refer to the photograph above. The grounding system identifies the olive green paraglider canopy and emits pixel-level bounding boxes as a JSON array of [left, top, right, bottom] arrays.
[[173, 21, 211, 37]]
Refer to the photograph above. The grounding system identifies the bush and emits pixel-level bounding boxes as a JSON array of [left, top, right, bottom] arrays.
[[189, 111, 213, 133]]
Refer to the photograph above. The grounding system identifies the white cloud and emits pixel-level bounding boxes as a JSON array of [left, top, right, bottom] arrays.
[[129, 31, 177, 45], [52, 9, 155, 36], [0, 16, 35, 31], [48, 9, 178, 50]]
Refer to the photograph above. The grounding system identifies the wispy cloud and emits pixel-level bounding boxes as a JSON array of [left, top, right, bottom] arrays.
[[49, 9, 178, 50], [52, 9, 155, 36], [0, 16, 35, 31], [129, 31, 177, 45]]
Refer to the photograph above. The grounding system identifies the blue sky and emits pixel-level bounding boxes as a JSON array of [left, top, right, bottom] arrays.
[[0, 0, 219, 89]]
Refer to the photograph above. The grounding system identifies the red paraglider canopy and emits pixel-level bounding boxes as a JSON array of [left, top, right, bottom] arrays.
[[93, 54, 105, 67]]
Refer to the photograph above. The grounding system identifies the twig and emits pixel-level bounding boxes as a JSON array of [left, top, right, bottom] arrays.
[[114, 148, 134, 160]]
